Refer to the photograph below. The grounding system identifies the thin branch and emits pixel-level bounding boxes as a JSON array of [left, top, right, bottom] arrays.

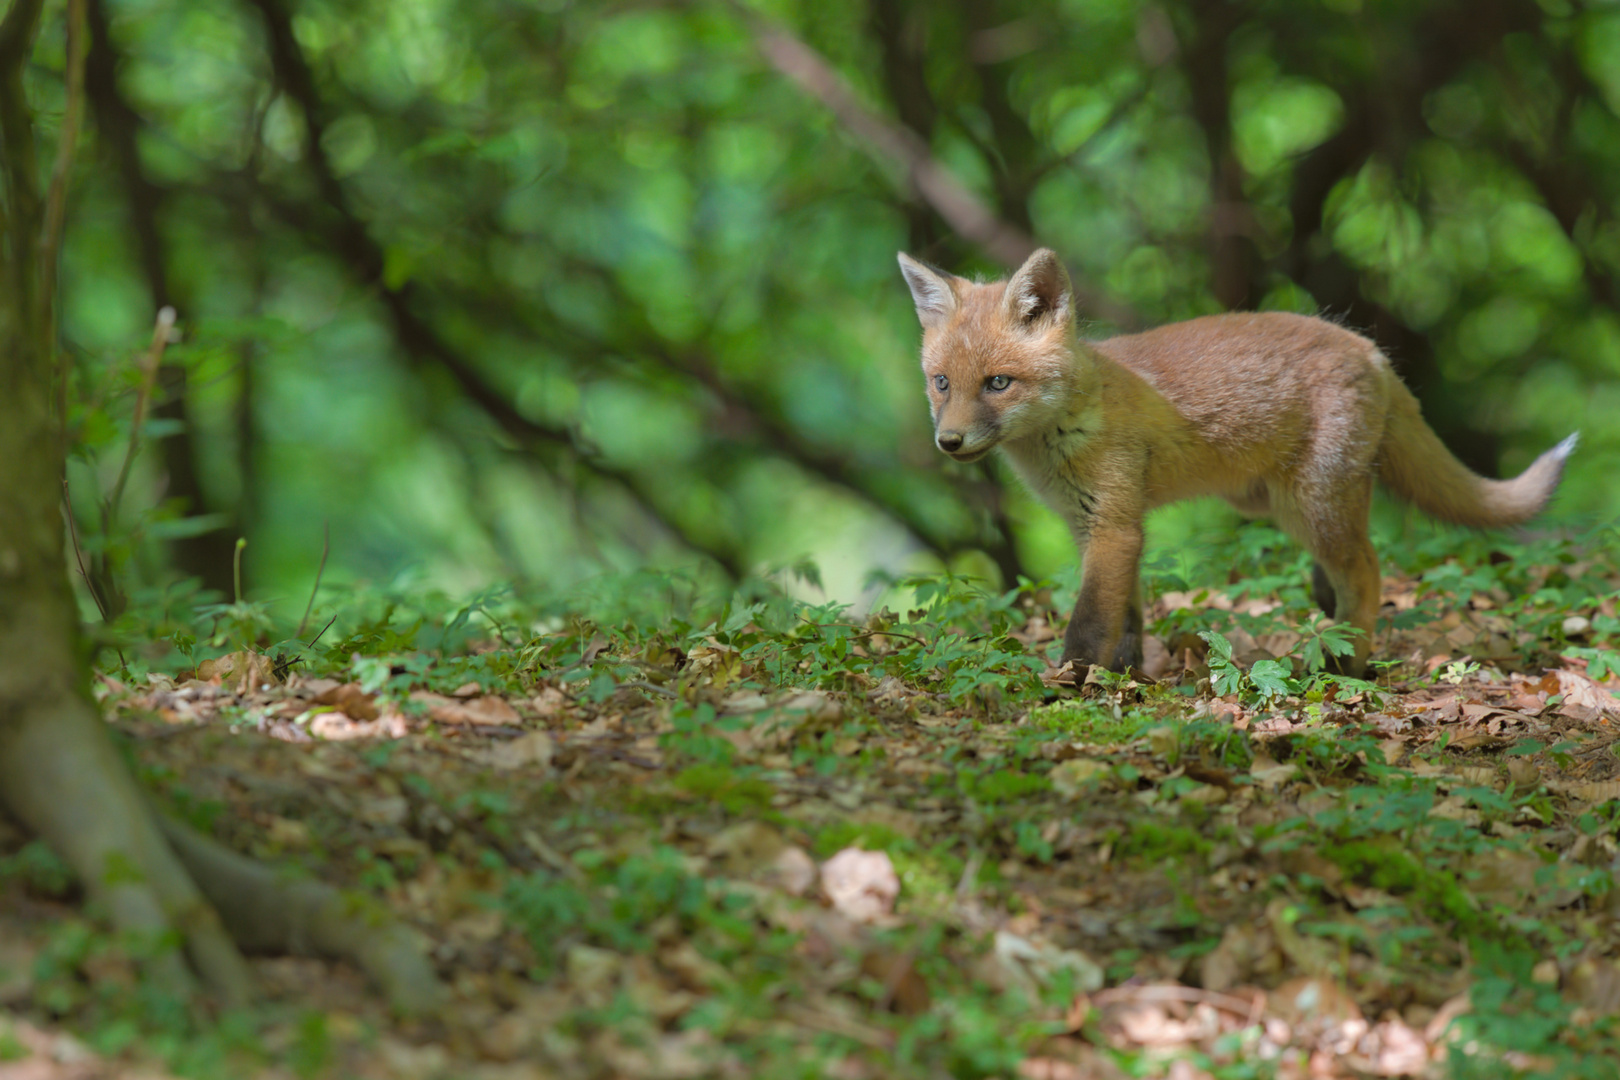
[[62, 478, 110, 622], [417, 256, 1027, 579], [106, 306, 175, 529], [296, 521, 329, 639], [728, 2, 1139, 328], [224, 169, 748, 577]]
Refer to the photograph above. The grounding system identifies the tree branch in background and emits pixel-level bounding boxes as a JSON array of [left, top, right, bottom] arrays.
[[642, 343, 1030, 586], [244, 0, 1030, 585], [864, 0, 1030, 585], [1179, 0, 1261, 311], [242, 0, 746, 580], [84, 0, 239, 595], [39, 0, 85, 334], [1266, 0, 1545, 473], [417, 255, 1031, 585], [730, 1, 1139, 330], [1496, 44, 1620, 312], [866, 0, 944, 258], [957, 1, 1046, 238]]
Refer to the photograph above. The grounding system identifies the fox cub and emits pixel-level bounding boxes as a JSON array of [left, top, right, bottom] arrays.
[[898, 248, 1576, 677]]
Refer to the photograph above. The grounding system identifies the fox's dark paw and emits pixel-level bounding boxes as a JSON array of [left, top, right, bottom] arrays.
[[1110, 632, 1143, 673], [1057, 650, 1101, 675]]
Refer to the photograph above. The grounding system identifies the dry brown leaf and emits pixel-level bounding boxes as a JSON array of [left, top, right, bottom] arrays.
[[1505, 758, 1540, 789], [412, 691, 521, 726], [1248, 756, 1297, 789], [687, 644, 745, 689], [1448, 733, 1505, 751], [312, 681, 380, 720], [1555, 669, 1620, 717], [309, 711, 409, 740], [821, 847, 899, 924], [1349, 1019, 1433, 1076], [1269, 976, 1363, 1032], [1017, 1058, 1090, 1080], [720, 690, 770, 714], [778, 689, 843, 724], [1565, 780, 1620, 803], [528, 686, 570, 719], [196, 649, 279, 692]]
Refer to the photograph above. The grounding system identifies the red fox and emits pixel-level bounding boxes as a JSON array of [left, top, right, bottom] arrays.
[[898, 248, 1576, 677]]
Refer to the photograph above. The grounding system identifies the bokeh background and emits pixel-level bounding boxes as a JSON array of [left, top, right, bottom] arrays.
[[54, 0, 1620, 614]]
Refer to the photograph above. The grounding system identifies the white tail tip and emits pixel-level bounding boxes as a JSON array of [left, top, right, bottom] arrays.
[[1554, 432, 1580, 460]]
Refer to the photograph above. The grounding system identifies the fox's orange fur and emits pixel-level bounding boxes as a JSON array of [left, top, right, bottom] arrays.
[[898, 248, 1576, 676]]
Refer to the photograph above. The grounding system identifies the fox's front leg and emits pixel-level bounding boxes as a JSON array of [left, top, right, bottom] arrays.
[[1062, 524, 1144, 673]]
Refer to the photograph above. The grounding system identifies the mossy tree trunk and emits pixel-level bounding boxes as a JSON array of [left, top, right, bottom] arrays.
[[0, 0, 440, 1013]]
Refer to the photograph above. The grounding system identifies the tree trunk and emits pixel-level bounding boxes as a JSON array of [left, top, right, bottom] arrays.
[[0, 0, 442, 1014]]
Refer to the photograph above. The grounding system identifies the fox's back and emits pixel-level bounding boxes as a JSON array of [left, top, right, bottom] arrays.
[[1091, 312, 1389, 452]]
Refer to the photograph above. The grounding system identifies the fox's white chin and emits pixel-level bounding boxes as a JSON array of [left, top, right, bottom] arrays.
[[946, 447, 993, 463]]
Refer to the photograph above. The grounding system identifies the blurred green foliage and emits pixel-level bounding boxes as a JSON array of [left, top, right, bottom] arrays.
[[35, 0, 1620, 617]]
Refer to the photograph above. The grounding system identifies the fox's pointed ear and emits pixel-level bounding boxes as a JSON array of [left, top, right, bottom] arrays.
[[897, 253, 959, 331], [1004, 248, 1072, 327]]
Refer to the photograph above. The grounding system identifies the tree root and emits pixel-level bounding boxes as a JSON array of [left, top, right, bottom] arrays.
[[0, 677, 443, 1015], [0, 690, 257, 1006], [156, 810, 445, 1016]]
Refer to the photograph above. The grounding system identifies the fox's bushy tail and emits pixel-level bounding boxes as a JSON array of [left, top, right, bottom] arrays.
[[1377, 379, 1576, 527]]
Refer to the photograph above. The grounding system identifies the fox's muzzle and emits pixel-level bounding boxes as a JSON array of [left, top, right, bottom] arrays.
[[935, 428, 993, 462]]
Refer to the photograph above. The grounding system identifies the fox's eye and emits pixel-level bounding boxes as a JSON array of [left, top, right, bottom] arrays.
[[987, 375, 1011, 391], [934, 374, 948, 392]]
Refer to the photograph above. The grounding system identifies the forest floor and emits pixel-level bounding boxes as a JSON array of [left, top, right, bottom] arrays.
[[3, 531, 1620, 1079]]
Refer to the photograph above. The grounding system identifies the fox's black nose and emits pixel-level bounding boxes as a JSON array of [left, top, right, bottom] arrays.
[[937, 432, 964, 453]]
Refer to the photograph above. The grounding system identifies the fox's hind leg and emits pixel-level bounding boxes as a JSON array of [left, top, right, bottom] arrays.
[[1278, 479, 1379, 677], [1311, 562, 1336, 615]]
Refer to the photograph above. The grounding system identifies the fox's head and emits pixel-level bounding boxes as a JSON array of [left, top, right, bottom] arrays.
[[897, 247, 1082, 463]]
